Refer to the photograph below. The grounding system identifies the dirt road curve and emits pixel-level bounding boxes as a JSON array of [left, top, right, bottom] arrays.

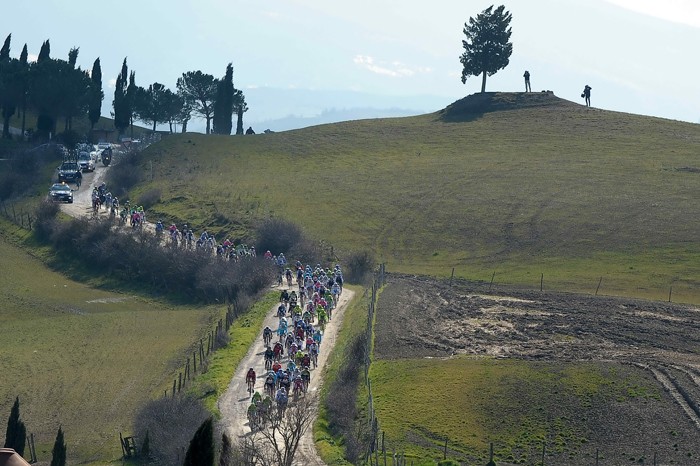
[[65, 158, 351, 464], [60, 160, 110, 218], [219, 286, 354, 465]]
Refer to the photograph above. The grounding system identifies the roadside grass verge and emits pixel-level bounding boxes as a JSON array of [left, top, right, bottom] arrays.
[[313, 285, 366, 465], [369, 358, 669, 465], [188, 291, 278, 414], [0, 233, 219, 464], [126, 96, 700, 303]]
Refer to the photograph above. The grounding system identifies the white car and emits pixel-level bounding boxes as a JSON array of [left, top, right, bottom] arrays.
[[78, 152, 95, 172], [97, 142, 111, 151]]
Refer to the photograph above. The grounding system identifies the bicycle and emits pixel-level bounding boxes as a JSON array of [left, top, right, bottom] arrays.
[[246, 377, 255, 395]]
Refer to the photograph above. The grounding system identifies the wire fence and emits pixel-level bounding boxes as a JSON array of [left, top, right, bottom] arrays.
[[360, 265, 691, 466]]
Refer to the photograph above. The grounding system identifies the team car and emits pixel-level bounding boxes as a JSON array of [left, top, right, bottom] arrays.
[[78, 152, 95, 172], [48, 183, 74, 203], [57, 161, 81, 183]]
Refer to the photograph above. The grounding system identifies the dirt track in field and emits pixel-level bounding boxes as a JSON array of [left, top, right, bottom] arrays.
[[374, 273, 700, 465]]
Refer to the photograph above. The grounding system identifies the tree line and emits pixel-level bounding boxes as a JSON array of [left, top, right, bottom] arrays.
[[0, 33, 246, 140]]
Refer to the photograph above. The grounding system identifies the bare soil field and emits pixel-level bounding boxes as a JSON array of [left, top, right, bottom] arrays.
[[373, 273, 700, 465]]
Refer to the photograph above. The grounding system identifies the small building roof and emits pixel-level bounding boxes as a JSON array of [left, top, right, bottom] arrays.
[[0, 448, 31, 466]]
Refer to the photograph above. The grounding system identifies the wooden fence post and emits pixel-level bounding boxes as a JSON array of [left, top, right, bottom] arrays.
[[489, 271, 496, 291], [541, 441, 545, 466]]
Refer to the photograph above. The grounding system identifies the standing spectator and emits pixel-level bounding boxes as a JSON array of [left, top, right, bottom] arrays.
[[582, 85, 592, 107], [523, 70, 531, 92], [75, 170, 82, 189]]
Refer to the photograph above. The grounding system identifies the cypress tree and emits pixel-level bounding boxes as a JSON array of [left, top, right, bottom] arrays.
[[213, 63, 234, 135], [49, 426, 66, 466], [233, 90, 247, 135], [126, 71, 137, 137], [0, 34, 10, 61], [112, 58, 129, 135], [3, 397, 26, 456], [89, 58, 103, 130], [19, 44, 29, 135], [67, 47, 79, 67], [19, 44, 27, 65], [37, 39, 50, 62], [183, 417, 214, 466]]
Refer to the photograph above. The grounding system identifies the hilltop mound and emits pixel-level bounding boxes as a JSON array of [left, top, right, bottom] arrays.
[[439, 91, 576, 121]]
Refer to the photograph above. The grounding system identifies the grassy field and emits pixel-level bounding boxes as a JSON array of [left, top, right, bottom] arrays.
[[0, 230, 220, 464], [125, 92, 700, 303], [368, 357, 691, 465]]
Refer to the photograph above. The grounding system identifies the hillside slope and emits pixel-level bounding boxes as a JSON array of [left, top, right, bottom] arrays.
[[0, 228, 218, 463], [133, 92, 700, 301]]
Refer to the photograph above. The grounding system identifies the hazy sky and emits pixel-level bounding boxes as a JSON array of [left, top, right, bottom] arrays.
[[3, 0, 699, 130]]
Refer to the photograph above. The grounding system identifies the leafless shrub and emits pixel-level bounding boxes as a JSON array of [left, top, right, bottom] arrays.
[[134, 395, 209, 466], [105, 149, 142, 199], [254, 218, 304, 255], [246, 395, 318, 466], [324, 331, 368, 462], [137, 188, 162, 210], [33, 200, 60, 240], [344, 250, 376, 285]]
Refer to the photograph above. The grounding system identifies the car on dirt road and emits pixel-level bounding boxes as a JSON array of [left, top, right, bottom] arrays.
[[48, 183, 74, 203], [78, 152, 95, 172], [57, 161, 81, 183]]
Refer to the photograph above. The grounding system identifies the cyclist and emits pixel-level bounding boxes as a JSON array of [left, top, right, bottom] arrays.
[[277, 303, 287, 318], [263, 326, 273, 345], [273, 341, 284, 361], [301, 367, 311, 389], [309, 341, 319, 367], [313, 329, 322, 346], [280, 289, 290, 303], [264, 372, 276, 397], [264, 346, 274, 370], [245, 367, 256, 392]]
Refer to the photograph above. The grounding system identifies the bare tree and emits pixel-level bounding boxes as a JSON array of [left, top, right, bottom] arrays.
[[244, 395, 317, 466]]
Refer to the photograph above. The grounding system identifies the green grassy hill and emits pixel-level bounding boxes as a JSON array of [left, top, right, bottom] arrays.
[[133, 92, 700, 302], [0, 226, 220, 464]]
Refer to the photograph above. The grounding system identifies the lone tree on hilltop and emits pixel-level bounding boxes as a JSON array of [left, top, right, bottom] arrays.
[[3, 397, 26, 456], [459, 4, 513, 93]]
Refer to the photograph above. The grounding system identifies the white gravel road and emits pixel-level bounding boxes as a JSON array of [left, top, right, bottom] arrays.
[[63, 155, 351, 465], [218, 286, 355, 465]]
